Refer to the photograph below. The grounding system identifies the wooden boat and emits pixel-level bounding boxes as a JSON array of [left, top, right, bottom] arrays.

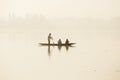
[[39, 43, 76, 46]]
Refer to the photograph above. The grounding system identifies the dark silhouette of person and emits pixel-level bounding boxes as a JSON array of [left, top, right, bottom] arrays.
[[58, 39, 62, 45], [57, 39, 62, 51], [65, 39, 69, 45], [48, 33, 53, 44]]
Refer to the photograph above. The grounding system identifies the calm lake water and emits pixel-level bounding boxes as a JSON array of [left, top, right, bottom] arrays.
[[0, 20, 120, 80]]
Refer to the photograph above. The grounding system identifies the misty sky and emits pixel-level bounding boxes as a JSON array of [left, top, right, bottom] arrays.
[[0, 0, 120, 18]]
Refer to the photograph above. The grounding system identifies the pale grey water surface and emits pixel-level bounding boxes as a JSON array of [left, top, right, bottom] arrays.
[[0, 19, 120, 80]]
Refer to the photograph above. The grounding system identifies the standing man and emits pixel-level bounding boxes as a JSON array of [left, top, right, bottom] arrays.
[[48, 33, 53, 44]]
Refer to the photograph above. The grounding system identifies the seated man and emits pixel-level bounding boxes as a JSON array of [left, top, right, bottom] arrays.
[[58, 39, 62, 45], [65, 39, 69, 45]]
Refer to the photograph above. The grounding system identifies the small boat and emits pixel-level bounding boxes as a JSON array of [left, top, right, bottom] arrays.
[[39, 43, 76, 46]]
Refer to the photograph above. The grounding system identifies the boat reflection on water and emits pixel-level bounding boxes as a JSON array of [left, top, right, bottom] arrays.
[[57, 45, 69, 51], [40, 44, 75, 57]]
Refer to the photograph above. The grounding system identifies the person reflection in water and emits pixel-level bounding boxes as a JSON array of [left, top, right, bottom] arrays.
[[48, 33, 53, 44], [48, 45, 51, 57]]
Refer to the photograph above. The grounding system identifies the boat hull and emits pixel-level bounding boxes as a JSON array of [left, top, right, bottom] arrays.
[[39, 43, 76, 46]]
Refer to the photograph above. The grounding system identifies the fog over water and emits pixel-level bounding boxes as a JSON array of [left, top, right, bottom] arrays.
[[0, 0, 120, 19], [0, 0, 120, 80]]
